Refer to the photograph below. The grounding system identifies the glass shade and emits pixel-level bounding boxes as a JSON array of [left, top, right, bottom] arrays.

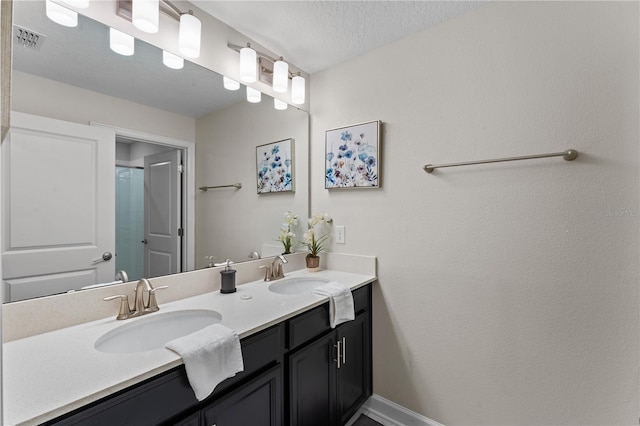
[[246, 87, 261, 103], [46, 0, 78, 27], [163, 51, 184, 69], [240, 46, 257, 83], [291, 75, 305, 105], [179, 13, 201, 59], [273, 59, 288, 93], [223, 77, 240, 91], [109, 28, 135, 56], [274, 98, 288, 111], [132, 0, 159, 34]]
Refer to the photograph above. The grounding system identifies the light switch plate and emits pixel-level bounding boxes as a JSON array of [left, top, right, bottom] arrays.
[[336, 225, 345, 244]]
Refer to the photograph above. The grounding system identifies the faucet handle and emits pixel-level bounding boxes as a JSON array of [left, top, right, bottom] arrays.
[[104, 294, 132, 320], [259, 264, 272, 281], [147, 285, 168, 312]]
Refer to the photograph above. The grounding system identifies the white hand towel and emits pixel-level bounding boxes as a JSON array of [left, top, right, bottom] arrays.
[[165, 323, 244, 401], [313, 281, 355, 328]]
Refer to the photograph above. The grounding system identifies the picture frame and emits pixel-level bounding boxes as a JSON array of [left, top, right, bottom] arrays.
[[325, 120, 381, 189], [256, 138, 295, 194]]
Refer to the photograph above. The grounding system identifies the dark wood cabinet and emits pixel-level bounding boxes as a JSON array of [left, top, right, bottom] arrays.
[[45, 283, 372, 426], [288, 284, 372, 426], [201, 364, 282, 426]]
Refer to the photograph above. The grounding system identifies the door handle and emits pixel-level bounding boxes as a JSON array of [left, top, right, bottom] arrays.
[[141, 239, 148, 244], [92, 251, 113, 264], [342, 337, 346, 365]]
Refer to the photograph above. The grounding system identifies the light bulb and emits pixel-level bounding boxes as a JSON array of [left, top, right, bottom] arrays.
[[240, 44, 257, 83], [273, 58, 288, 93], [163, 51, 184, 69], [62, 0, 89, 8], [109, 28, 134, 56], [46, 0, 78, 27], [291, 74, 305, 105], [246, 87, 261, 103], [223, 77, 240, 91], [274, 98, 288, 111], [179, 12, 201, 59], [132, 0, 159, 34]]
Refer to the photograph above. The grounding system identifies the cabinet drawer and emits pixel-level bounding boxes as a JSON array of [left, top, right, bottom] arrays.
[[288, 284, 371, 350], [211, 322, 285, 397], [352, 284, 370, 315]]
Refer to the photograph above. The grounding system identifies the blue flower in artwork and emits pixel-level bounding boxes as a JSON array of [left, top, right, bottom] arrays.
[[340, 131, 352, 142], [344, 150, 353, 159], [275, 155, 281, 162], [262, 166, 268, 174], [366, 156, 376, 167], [339, 144, 348, 151], [326, 152, 334, 162], [258, 170, 265, 178], [271, 161, 278, 169], [358, 152, 368, 162], [272, 146, 280, 154], [326, 168, 335, 184], [285, 159, 292, 167]]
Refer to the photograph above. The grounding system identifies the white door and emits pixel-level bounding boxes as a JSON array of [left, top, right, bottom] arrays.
[[2, 112, 115, 301], [143, 149, 182, 278]]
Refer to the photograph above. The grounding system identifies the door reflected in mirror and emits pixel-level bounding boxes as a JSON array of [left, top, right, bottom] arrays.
[[4, 0, 309, 302]]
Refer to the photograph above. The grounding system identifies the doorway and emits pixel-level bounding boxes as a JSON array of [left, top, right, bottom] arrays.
[[115, 138, 184, 281]]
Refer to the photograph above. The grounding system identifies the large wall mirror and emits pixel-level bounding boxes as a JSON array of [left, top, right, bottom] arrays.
[[4, 0, 309, 303]]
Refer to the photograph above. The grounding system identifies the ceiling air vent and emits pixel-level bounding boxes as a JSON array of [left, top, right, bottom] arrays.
[[13, 25, 46, 50]]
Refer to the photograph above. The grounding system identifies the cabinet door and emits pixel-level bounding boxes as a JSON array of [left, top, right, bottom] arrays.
[[288, 333, 338, 426], [337, 312, 372, 424], [202, 364, 282, 426]]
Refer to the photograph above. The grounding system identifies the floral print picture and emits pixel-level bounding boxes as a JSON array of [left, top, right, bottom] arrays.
[[256, 139, 294, 194], [325, 120, 381, 189]]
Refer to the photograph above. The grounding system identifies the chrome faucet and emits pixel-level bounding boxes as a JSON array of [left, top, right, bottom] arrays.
[[260, 255, 288, 281], [104, 279, 168, 320]]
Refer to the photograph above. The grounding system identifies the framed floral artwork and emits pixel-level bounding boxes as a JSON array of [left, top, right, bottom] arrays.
[[325, 120, 381, 189], [256, 138, 295, 194]]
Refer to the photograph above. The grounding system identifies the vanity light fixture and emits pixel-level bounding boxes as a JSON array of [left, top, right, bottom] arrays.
[[162, 50, 184, 69], [291, 73, 305, 105], [274, 98, 288, 111], [240, 43, 257, 83], [132, 0, 159, 34], [62, 0, 89, 8], [247, 87, 261, 103], [45, 0, 78, 27], [223, 76, 240, 91], [109, 28, 135, 56], [178, 11, 201, 58], [273, 57, 288, 93]]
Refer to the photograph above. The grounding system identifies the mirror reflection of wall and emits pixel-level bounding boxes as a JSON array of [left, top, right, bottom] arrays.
[[4, 0, 309, 303]]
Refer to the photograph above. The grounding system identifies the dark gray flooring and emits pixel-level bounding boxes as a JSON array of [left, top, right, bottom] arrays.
[[352, 413, 384, 426]]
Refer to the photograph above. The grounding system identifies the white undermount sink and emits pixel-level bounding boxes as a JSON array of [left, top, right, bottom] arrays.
[[268, 277, 330, 295], [95, 309, 222, 354]]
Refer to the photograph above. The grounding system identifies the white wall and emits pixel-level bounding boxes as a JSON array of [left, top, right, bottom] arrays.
[[195, 99, 309, 266], [11, 71, 195, 142], [310, 2, 639, 424]]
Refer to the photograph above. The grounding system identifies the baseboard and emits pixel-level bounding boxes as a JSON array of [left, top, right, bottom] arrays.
[[354, 394, 445, 426]]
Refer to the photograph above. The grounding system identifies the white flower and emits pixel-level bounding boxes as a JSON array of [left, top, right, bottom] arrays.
[[304, 229, 315, 244]]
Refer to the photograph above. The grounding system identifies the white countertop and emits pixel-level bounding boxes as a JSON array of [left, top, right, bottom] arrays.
[[2, 269, 375, 426]]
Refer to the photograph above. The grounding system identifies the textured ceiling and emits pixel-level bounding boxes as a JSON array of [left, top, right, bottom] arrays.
[[193, 1, 485, 74]]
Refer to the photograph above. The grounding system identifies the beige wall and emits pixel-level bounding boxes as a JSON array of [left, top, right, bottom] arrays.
[[195, 99, 309, 266], [310, 1, 639, 424], [11, 71, 195, 141]]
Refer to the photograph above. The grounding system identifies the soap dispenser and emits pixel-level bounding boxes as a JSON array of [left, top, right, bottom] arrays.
[[219, 259, 236, 294]]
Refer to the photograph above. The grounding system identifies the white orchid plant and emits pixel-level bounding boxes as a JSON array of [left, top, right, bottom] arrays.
[[278, 211, 298, 254], [302, 212, 333, 257]]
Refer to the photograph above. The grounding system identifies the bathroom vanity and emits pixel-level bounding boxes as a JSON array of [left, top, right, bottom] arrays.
[[3, 266, 375, 426]]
